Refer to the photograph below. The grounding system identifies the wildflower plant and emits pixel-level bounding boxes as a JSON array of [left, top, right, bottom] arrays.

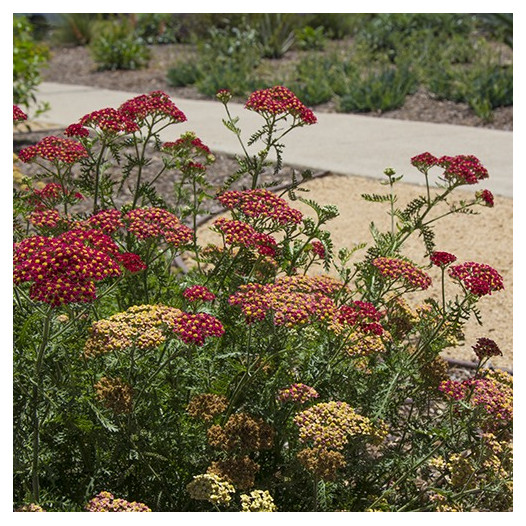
[[13, 85, 511, 512]]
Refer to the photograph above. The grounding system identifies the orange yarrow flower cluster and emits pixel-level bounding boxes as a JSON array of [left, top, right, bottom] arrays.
[[372, 257, 432, 290]]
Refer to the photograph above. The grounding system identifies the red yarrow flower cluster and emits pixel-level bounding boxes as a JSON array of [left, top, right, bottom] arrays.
[[372, 257, 432, 290], [18, 136, 88, 164], [78, 107, 140, 134], [64, 122, 90, 138], [29, 209, 64, 229], [13, 230, 122, 306], [335, 301, 384, 335], [278, 383, 319, 404], [438, 154, 489, 185], [115, 252, 147, 273], [172, 312, 225, 346], [162, 133, 211, 156], [183, 285, 216, 302], [448, 261, 504, 296], [472, 337, 503, 360], [217, 188, 303, 225], [85, 491, 151, 512], [245, 85, 317, 125], [125, 207, 193, 248], [13, 105, 28, 123], [410, 152, 439, 172], [430, 251, 457, 267], [27, 182, 83, 212], [119, 90, 187, 124], [476, 189, 494, 207]]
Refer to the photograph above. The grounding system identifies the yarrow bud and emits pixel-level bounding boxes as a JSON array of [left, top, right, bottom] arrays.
[[216, 89, 232, 104], [476, 189, 495, 207]]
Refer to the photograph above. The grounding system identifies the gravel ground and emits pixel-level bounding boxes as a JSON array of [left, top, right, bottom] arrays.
[[17, 43, 513, 371]]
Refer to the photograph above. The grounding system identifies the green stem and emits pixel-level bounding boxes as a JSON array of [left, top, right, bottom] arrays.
[[31, 307, 53, 503]]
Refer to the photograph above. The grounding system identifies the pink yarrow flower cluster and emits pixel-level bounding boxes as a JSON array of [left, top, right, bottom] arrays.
[[372, 257, 432, 290], [213, 217, 278, 257], [439, 375, 512, 427], [448, 261, 504, 296], [245, 85, 317, 125], [18, 136, 88, 164], [85, 491, 151, 512], [278, 383, 319, 404], [217, 188, 303, 225], [125, 207, 193, 247], [229, 275, 347, 327]]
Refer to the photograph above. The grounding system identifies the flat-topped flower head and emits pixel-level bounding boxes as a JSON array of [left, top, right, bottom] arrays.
[[81, 208, 124, 234], [124, 207, 193, 248], [187, 393, 228, 422], [18, 136, 88, 165], [430, 251, 457, 267], [13, 231, 122, 306], [438, 154, 489, 185], [186, 474, 235, 506], [240, 490, 277, 512], [448, 261, 504, 296], [278, 383, 319, 404], [64, 122, 90, 138], [13, 105, 28, 123], [183, 285, 216, 302], [78, 107, 140, 134], [472, 337, 503, 360], [411, 152, 439, 172], [217, 188, 303, 225], [372, 257, 432, 290], [245, 85, 317, 125], [294, 401, 387, 450], [162, 132, 211, 157], [85, 491, 151, 512], [119, 90, 187, 124], [171, 312, 225, 346], [83, 304, 184, 358]]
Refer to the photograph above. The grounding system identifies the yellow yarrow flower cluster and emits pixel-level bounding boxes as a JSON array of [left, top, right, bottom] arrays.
[[186, 473, 235, 506], [83, 304, 182, 358], [240, 490, 277, 512]]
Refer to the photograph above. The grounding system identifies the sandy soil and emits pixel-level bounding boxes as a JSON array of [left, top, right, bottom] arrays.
[[196, 173, 513, 370]]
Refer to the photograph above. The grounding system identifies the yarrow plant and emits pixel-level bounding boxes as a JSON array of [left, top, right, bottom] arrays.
[[13, 85, 511, 512]]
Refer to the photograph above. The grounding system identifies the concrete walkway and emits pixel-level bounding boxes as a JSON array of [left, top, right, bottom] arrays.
[[33, 82, 513, 197]]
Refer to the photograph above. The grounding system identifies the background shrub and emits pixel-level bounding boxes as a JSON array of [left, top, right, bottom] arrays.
[[194, 25, 263, 97], [338, 65, 418, 113], [90, 17, 150, 71], [13, 15, 49, 111], [166, 61, 201, 88]]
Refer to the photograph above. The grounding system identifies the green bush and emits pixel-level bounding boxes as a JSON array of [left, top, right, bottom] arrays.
[[167, 61, 201, 87], [90, 18, 150, 71], [13, 15, 49, 112], [295, 25, 327, 51], [51, 13, 101, 46], [250, 13, 296, 59], [338, 65, 418, 113], [305, 13, 366, 39], [194, 26, 263, 97], [428, 61, 513, 121], [287, 55, 335, 106], [133, 13, 181, 45]]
